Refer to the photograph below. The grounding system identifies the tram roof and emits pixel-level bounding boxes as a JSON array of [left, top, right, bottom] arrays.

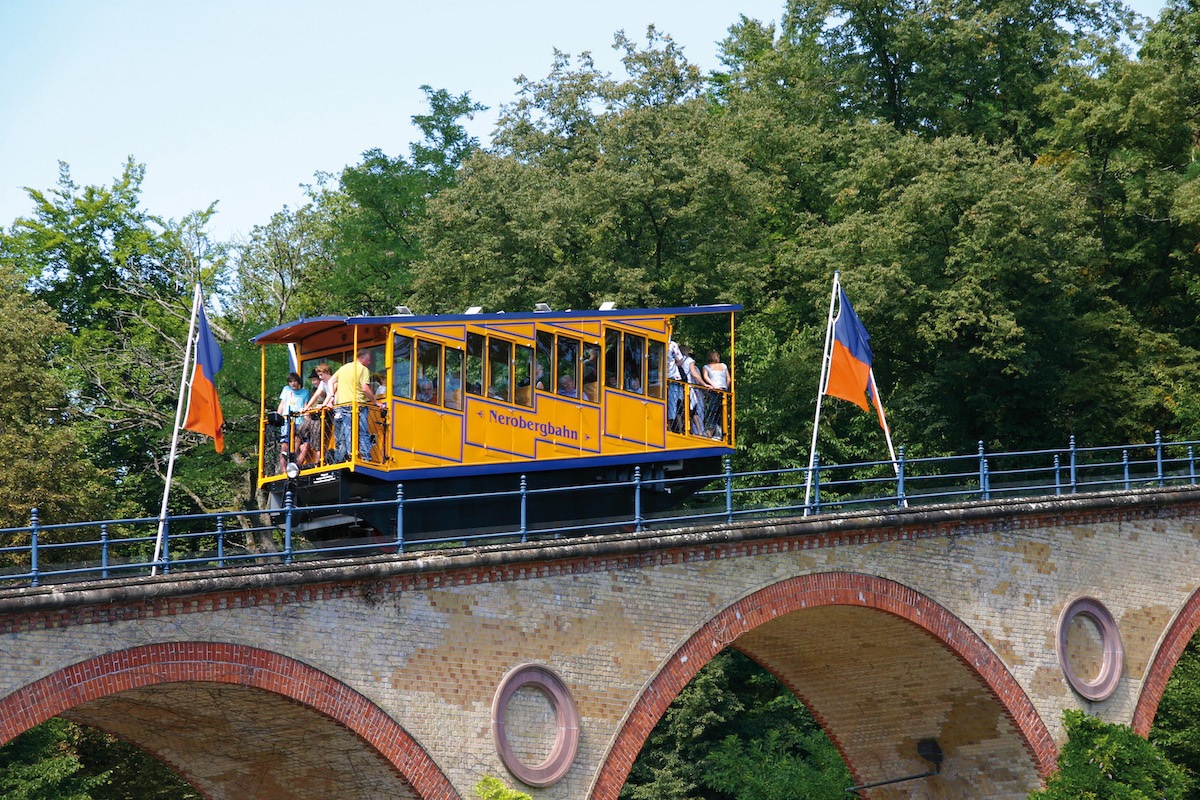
[[253, 304, 741, 345]]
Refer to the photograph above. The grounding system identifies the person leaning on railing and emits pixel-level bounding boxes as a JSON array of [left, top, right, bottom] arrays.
[[703, 351, 729, 440], [328, 350, 384, 462], [294, 363, 333, 466], [276, 372, 309, 471]]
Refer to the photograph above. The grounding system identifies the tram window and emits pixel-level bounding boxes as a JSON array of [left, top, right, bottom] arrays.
[[582, 343, 599, 401], [625, 335, 645, 395], [557, 336, 579, 398], [535, 330, 553, 392], [646, 340, 664, 399], [514, 344, 534, 407], [489, 338, 512, 402], [604, 330, 620, 389], [392, 335, 413, 399], [416, 340, 441, 405], [466, 333, 484, 396], [445, 348, 464, 410]]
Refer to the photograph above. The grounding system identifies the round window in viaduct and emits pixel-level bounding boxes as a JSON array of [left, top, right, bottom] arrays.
[[491, 663, 580, 787], [1057, 596, 1123, 702]]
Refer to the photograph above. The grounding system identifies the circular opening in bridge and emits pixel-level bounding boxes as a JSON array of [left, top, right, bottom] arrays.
[[505, 684, 558, 764], [1057, 597, 1123, 701], [491, 663, 579, 787]]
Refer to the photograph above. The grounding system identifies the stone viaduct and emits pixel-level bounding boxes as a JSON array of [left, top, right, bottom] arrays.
[[2, 486, 1200, 799]]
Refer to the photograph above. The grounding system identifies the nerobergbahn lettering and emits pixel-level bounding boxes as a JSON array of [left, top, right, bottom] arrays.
[[488, 410, 579, 440]]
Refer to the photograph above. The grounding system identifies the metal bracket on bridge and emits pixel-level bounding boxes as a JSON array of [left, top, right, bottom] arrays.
[[845, 739, 943, 794]]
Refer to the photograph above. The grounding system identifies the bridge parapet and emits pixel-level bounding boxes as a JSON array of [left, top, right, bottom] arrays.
[[0, 434, 1196, 589]]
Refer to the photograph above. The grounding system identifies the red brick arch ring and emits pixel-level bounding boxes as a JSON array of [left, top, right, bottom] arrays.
[[589, 571, 1057, 800], [1133, 584, 1200, 734], [0, 641, 460, 800]]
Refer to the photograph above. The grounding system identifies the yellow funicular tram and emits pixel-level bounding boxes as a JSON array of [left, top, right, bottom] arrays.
[[255, 303, 737, 539]]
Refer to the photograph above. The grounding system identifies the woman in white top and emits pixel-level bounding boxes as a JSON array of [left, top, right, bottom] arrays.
[[703, 351, 729, 390], [703, 351, 729, 438]]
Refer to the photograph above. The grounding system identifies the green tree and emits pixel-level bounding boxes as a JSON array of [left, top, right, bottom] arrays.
[[0, 160, 256, 526], [1030, 709, 1191, 799], [314, 86, 484, 315], [0, 263, 117, 529], [1152, 633, 1200, 798], [73, 726, 199, 800], [0, 720, 200, 800], [622, 650, 849, 800], [786, 0, 1129, 154], [415, 29, 772, 314], [0, 719, 107, 800]]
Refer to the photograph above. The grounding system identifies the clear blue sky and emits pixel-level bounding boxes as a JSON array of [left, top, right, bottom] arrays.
[[0, 0, 1167, 244]]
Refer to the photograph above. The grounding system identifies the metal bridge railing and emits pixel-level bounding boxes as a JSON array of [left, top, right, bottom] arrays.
[[0, 433, 1196, 589]]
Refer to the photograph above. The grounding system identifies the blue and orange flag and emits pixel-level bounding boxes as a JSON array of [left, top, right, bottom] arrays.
[[807, 275, 898, 508], [183, 299, 225, 453], [824, 285, 889, 432]]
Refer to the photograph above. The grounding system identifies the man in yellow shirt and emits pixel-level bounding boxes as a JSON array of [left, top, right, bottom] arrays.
[[329, 349, 383, 461]]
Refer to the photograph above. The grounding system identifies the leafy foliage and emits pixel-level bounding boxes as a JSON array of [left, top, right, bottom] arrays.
[[0, 720, 198, 800], [474, 775, 532, 800], [621, 650, 850, 800], [1030, 710, 1192, 799], [1153, 633, 1200, 798]]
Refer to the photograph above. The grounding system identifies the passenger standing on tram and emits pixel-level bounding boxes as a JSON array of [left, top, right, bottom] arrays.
[[679, 346, 708, 436], [276, 372, 309, 471], [667, 339, 684, 432], [703, 351, 729, 439], [329, 349, 383, 461], [296, 364, 333, 465]]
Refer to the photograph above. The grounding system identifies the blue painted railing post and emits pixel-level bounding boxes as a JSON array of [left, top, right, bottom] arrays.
[[982, 459, 991, 501], [1122, 450, 1130, 490], [1156, 430, 1164, 487], [1190, 446, 1196, 484], [896, 446, 906, 508], [634, 466, 644, 532], [1069, 435, 1078, 493], [1054, 455, 1062, 496], [215, 517, 225, 568], [724, 457, 733, 524], [283, 491, 294, 564], [812, 453, 821, 516], [100, 524, 109, 579], [29, 508, 39, 587], [978, 442, 986, 497], [395, 484, 405, 552], [520, 475, 528, 543], [161, 516, 170, 574]]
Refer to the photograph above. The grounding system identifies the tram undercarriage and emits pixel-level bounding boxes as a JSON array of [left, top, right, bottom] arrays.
[[266, 456, 724, 545]]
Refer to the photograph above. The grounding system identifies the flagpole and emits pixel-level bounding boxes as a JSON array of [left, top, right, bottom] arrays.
[[869, 368, 906, 507], [870, 369, 898, 464], [804, 272, 841, 512], [153, 284, 202, 575]]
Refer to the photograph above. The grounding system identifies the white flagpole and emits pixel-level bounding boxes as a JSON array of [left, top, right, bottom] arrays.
[[870, 369, 899, 465], [153, 284, 202, 575], [804, 272, 841, 512], [869, 369, 905, 507]]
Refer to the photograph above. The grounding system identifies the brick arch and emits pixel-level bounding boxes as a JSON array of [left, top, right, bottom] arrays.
[[590, 571, 1055, 800], [0, 641, 460, 800], [1133, 585, 1200, 735]]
